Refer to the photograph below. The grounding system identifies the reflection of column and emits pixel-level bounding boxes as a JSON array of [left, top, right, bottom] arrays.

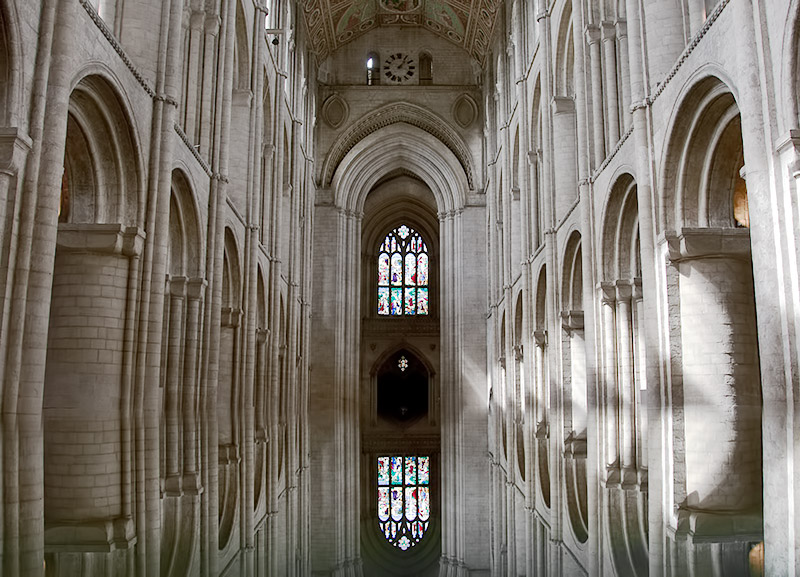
[[166, 276, 187, 492], [600, 283, 618, 473], [255, 327, 269, 436], [632, 279, 646, 469], [601, 22, 620, 146], [615, 281, 635, 479], [183, 278, 206, 490], [585, 25, 605, 166], [533, 330, 547, 430]]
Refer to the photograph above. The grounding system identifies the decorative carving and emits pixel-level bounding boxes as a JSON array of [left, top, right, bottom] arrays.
[[300, 0, 500, 65], [452, 93, 478, 128], [321, 94, 349, 129]]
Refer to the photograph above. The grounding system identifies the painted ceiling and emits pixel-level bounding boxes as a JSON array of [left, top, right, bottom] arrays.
[[299, 0, 502, 65]]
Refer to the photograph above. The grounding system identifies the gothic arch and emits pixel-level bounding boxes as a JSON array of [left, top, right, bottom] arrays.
[[323, 102, 475, 191]]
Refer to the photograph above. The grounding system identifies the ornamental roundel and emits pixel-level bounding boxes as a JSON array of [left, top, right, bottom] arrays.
[[322, 94, 349, 129]]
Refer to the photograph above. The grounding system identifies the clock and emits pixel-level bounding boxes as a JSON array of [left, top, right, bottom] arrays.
[[383, 53, 416, 84]]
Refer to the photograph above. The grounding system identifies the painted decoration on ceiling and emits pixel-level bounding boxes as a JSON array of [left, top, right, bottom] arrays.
[[300, 0, 500, 65]]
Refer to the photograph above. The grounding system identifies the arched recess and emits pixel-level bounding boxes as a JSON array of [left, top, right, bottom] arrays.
[[660, 74, 763, 568], [560, 231, 588, 545], [233, 0, 251, 92], [160, 169, 205, 576], [532, 265, 550, 509], [322, 115, 473, 572], [218, 227, 242, 551], [780, 0, 800, 130], [599, 174, 648, 576], [42, 73, 143, 565]]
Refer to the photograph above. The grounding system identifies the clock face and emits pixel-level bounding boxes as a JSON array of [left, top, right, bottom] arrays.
[[383, 53, 416, 84]]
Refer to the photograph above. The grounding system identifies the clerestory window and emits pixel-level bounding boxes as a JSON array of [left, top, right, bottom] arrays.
[[377, 455, 431, 551], [377, 225, 429, 316]]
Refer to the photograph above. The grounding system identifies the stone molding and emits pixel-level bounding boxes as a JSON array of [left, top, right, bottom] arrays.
[[321, 102, 475, 189]]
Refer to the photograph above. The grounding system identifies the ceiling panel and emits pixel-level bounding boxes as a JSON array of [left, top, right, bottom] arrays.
[[299, 0, 502, 65]]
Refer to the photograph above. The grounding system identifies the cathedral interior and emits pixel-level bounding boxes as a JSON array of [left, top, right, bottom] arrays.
[[0, 0, 798, 575]]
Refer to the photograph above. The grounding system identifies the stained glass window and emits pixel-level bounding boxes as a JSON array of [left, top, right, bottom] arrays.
[[377, 455, 431, 551], [378, 225, 429, 316]]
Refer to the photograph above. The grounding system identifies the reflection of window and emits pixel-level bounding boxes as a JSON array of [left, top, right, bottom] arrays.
[[378, 456, 431, 551], [378, 225, 429, 316]]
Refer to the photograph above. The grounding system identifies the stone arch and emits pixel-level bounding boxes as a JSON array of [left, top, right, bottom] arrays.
[[168, 168, 204, 277], [553, 0, 574, 97], [234, 0, 251, 91], [63, 73, 142, 226], [333, 122, 469, 214], [323, 102, 475, 190], [660, 73, 745, 233], [601, 172, 639, 281], [0, 0, 21, 125]]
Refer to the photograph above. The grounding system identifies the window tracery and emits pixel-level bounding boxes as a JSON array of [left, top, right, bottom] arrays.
[[377, 225, 429, 316]]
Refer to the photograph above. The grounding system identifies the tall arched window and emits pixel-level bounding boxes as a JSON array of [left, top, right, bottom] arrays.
[[377, 225, 429, 316], [367, 51, 380, 86]]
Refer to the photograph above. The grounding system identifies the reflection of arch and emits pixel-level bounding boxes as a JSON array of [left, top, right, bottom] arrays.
[[323, 102, 475, 190], [63, 73, 142, 225]]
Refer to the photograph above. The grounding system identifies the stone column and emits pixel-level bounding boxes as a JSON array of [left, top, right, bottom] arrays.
[[584, 24, 605, 166], [615, 281, 636, 483], [182, 278, 206, 491], [601, 22, 620, 146]]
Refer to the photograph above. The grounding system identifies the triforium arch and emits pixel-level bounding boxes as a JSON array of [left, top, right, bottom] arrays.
[[659, 73, 763, 573]]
